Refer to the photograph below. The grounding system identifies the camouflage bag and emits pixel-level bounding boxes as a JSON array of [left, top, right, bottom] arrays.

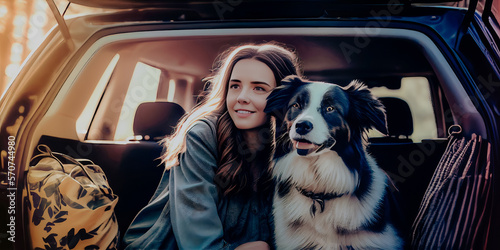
[[26, 145, 119, 249]]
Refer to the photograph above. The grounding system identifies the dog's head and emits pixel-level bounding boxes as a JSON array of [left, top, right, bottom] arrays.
[[265, 75, 387, 156]]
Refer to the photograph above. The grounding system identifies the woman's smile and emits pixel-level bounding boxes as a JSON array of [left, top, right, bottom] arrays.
[[234, 109, 256, 118]]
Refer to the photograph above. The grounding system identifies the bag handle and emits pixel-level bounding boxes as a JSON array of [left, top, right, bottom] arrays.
[[30, 145, 67, 172], [447, 124, 462, 137], [30, 145, 112, 196]]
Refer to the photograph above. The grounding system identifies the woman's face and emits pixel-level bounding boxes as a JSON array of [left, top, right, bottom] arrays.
[[226, 59, 277, 130]]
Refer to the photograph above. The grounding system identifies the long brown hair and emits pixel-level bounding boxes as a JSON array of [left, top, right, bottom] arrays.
[[161, 42, 301, 196]]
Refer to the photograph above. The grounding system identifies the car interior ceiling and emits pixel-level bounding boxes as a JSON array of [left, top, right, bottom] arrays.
[[121, 35, 434, 80], [34, 34, 473, 244]]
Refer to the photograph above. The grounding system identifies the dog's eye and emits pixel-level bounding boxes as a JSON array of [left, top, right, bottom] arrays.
[[292, 103, 300, 109], [326, 106, 336, 112]]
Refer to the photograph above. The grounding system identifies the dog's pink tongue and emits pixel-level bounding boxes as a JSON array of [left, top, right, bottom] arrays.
[[296, 141, 315, 150]]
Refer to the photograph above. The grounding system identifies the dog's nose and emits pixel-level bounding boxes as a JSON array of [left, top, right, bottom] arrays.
[[296, 120, 313, 135]]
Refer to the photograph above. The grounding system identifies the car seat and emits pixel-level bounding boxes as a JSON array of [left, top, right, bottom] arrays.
[[132, 102, 186, 141], [116, 101, 185, 240], [369, 97, 413, 143]]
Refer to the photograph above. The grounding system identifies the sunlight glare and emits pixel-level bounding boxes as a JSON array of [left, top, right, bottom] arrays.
[[0, 5, 8, 18], [5, 64, 20, 78], [167, 79, 176, 102]]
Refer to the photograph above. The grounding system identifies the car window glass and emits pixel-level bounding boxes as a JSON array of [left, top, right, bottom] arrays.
[[491, 0, 500, 27], [77, 54, 120, 138], [114, 62, 161, 141]]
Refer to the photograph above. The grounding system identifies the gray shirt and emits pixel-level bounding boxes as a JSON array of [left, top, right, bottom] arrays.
[[123, 118, 273, 249]]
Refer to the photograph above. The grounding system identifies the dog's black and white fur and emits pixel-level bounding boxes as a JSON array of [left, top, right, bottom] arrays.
[[265, 76, 402, 249]]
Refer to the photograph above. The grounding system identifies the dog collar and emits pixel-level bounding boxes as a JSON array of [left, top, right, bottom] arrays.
[[296, 187, 344, 216]]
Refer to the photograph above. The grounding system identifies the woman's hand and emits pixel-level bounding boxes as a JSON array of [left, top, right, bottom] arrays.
[[235, 241, 270, 250]]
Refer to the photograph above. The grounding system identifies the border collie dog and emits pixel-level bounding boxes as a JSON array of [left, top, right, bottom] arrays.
[[265, 76, 402, 250]]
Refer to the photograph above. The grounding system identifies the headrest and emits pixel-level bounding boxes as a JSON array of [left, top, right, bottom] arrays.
[[133, 102, 185, 140], [379, 97, 413, 137]]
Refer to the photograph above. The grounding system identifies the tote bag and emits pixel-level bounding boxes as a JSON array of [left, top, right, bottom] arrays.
[[411, 127, 492, 249], [26, 145, 120, 249]]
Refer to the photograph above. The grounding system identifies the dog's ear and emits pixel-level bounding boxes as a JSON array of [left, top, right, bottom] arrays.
[[344, 80, 388, 135], [265, 75, 306, 118]]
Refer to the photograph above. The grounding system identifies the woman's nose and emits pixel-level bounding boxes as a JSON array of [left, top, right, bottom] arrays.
[[237, 88, 250, 103]]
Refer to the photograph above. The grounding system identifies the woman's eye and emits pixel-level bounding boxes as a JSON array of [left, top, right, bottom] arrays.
[[255, 86, 265, 91], [229, 84, 239, 89], [326, 106, 335, 112]]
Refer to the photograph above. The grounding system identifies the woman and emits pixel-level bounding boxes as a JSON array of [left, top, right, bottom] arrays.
[[122, 42, 301, 249]]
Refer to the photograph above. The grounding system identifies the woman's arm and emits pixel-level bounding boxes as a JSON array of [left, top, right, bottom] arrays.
[[169, 120, 227, 249]]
